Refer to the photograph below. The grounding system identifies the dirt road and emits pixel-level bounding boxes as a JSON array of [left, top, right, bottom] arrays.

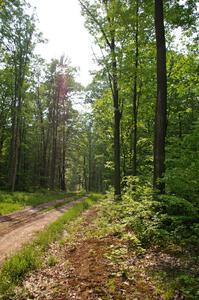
[[0, 197, 85, 264]]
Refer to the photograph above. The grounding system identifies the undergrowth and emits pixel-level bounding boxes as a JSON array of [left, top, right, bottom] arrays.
[[87, 177, 199, 299], [0, 193, 102, 299]]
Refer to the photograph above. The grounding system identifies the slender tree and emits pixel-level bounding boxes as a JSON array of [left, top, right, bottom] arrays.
[[79, 0, 121, 198], [132, 0, 139, 176]]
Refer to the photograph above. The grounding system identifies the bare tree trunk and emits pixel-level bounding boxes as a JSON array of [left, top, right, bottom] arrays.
[[121, 130, 127, 177], [50, 93, 58, 190], [60, 125, 66, 191], [36, 87, 48, 187], [0, 136, 3, 164], [178, 113, 182, 139], [88, 124, 92, 192], [9, 101, 21, 192], [9, 103, 17, 191], [83, 155, 88, 191], [111, 37, 121, 199], [9, 59, 23, 192], [153, 0, 167, 194], [132, 0, 139, 176]]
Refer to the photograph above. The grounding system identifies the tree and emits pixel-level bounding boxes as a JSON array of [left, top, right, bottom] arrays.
[[0, 0, 38, 191], [79, 0, 122, 198], [153, 0, 167, 194], [132, 0, 139, 176]]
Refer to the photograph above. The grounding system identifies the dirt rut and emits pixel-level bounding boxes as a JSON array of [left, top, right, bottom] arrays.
[[0, 197, 85, 264]]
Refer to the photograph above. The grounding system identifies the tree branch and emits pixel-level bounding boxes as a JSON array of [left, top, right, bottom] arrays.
[[79, 0, 112, 49]]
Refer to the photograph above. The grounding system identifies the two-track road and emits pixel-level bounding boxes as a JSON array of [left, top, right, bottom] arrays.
[[0, 196, 86, 264]]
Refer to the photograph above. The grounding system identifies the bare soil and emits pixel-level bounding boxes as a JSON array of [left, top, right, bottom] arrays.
[[3, 203, 197, 299], [0, 197, 85, 264], [17, 208, 165, 300]]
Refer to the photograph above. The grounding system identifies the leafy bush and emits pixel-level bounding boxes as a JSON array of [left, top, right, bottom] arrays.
[[100, 177, 199, 249], [176, 274, 199, 299], [166, 119, 199, 201]]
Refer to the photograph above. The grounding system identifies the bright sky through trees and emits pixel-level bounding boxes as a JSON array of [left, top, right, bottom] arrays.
[[30, 0, 94, 86]]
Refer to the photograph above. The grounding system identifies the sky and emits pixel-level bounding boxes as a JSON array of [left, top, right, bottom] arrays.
[[29, 0, 95, 86]]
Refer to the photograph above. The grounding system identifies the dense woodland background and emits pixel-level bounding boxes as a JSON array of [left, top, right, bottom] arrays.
[[0, 0, 199, 298], [0, 0, 199, 242]]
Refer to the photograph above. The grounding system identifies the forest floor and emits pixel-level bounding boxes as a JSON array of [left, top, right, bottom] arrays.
[[0, 195, 199, 300], [0, 196, 87, 264], [11, 199, 198, 300]]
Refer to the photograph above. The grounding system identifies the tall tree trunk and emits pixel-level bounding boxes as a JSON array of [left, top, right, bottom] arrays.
[[105, 1, 121, 199], [50, 129, 57, 190], [50, 92, 59, 190], [121, 131, 127, 177], [79, 0, 121, 198], [0, 135, 3, 165], [132, 0, 139, 176], [9, 100, 21, 192], [178, 113, 182, 139], [83, 155, 88, 191], [36, 87, 47, 187], [153, 0, 167, 194], [60, 125, 66, 191], [111, 37, 121, 199], [16, 118, 25, 188], [9, 60, 23, 192], [88, 124, 92, 191], [43, 126, 50, 186]]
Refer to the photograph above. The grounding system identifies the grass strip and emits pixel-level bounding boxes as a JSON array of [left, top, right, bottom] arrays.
[[0, 193, 103, 299], [0, 191, 85, 216]]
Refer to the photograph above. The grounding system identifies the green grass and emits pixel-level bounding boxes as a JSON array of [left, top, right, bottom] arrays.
[[0, 193, 103, 299], [0, 190, 85, 216]]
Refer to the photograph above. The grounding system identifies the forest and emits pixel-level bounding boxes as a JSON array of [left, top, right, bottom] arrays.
[[0, 0, 199, 299]]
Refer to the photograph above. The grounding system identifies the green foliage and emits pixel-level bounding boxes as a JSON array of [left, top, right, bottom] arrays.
[[165, 0, 198, 30], [122, 177, 198, 248], [96, 177, 199, 250], [90, 179, 157, 246], [0, 1, 198, 297], [166, 120, 199, 201], [156, 196, 199, 248], [176, 274, 199, 299], [153, 271, 199, 300], [89, 185, 198, 299]]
